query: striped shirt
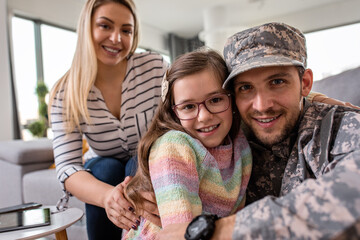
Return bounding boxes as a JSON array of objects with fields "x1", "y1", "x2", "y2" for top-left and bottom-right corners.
[
  {"x1": 124, "y1": 130, "x2": 252, "y2": 240},
  {"x1": 50, "y1": 51, "x2": 168, "y2": 190}
]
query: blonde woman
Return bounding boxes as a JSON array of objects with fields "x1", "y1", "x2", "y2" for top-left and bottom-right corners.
[{"x1": 49, "y1": 0, "x2": 168, "y2": 239}]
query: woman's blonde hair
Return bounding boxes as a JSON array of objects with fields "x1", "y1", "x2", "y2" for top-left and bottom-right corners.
[
  {"x1": 49, "y1": 0, "x2": 139, "y2": 132},
  {"x1": 125, "y1": 48, "x2": 240, "y2": 212}
]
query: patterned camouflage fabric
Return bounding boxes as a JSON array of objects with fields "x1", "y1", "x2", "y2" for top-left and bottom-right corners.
[
  {"x1": 232, "y1": 101, "x2": 360, "y2": 239},
  {"x1": 222, "y1": 22, "x2": 307, "y2": 89}
]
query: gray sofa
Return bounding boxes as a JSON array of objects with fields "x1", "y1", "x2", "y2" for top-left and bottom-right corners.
[
  {"x1": 312, "y1": 66, "x2": 360, "y2": 107},
  {"x1": 0, "y1": 138, "x2": 87, "y2": 240}
]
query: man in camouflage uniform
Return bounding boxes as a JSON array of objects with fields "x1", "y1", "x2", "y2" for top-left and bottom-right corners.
[
  {"x1": 156, "y1": 22, "x2": 360, "y2": 239},
  {"x1": 219, "y1": 22, "x2": 360, "y2": 239}
]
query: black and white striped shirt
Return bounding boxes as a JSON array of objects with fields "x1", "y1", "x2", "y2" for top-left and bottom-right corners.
[{"x1": 51, "y1": 51, "x2": 168, "y2": 189}]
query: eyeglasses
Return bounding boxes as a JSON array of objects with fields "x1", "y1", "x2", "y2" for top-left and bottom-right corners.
[{"x1": 172, "y1": 93, "x2": 231, "y2": 120}]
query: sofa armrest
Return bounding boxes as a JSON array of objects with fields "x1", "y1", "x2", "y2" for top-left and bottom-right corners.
[
  {"x1": 0, "y1": 138, "x2": 54, "y2": 208},
  {"x1": 0, "y1": 138, "x2": 54, "y2": 165}
]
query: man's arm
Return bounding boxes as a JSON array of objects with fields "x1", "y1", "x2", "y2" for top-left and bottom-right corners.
[
  {"x1": 212, "y1": 216, "x2": 236, "y2": 240},
  {"x1": 231, "y1": 150, "x2": 360, "y2": 239}
]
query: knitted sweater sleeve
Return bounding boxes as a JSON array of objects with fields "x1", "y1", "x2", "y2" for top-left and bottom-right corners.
[{"x1": 149, "y1": 131, "x2": 206, "y2": 228}]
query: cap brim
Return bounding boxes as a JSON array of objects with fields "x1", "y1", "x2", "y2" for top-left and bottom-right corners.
[{"x1": 223, "y1": 55, "x2": 304, "y2": 89}]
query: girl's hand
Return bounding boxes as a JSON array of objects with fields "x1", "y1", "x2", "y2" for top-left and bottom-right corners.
[{"x1": 104, "y1": 176, "x2": 140, "y2": 230}]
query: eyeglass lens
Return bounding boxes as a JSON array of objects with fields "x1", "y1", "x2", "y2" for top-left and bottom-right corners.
[{"x1": 174, "y1": 94, "x2": 230, "y2": 120}]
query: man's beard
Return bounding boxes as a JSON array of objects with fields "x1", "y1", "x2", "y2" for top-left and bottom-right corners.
[
  {"x1": 247, "y1": 107, "x2": 300, "y2": 148},
  {"x1": 246, "y1": 92, "x2": 304, "y2": 148},
  {"x1": 253, "y1": 119, "x2": 296, "y2": 147}
]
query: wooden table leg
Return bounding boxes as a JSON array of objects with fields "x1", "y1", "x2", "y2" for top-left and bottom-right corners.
[{"x1": 55, "y1": 229, "x2": 68, "y2": 240}]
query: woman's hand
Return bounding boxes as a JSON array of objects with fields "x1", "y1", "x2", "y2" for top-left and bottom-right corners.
[
  {"x1": 103, "y1": 176, "x2": 140, "y2": 230},
  {"x1": 138, "y1": 191, "x2": 162, "y2": 227},
  {"x1": 309, "y1": 92, "x2": 360, "y2": 109}
]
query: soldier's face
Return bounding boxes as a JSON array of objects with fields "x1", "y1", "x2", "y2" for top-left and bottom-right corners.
[{"x1": 233, "y1": 66, "x2": 312, "y2": 147}]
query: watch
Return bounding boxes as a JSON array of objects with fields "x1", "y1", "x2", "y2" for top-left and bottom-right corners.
[{"x1": 184, "y1": 214, "x2": 219, "y2": 240}]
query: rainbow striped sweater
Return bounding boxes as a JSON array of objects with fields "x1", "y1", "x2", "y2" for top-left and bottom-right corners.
[{"x1": 123, "y1": 130, "x2": 252, "y2": 239}]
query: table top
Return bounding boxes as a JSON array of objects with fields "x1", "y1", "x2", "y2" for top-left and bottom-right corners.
[{"x1": 0, "y1": 206, "x2": 84, "y2": 240}]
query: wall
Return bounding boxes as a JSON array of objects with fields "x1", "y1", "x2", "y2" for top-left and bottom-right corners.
[
  {"x1": 140, "y1": 23, "x2": 168, "y2": 55},
  {"x1": 250, "y1": 0, "x2": 360, "y2": 33},
  {"x1": 0, "y1": 0, "x2": 14, "y2": 140},
  {"x1": 200, "y1": 0, "x2": 360, "y2": 53},
  {"x1": 7, "y1": 0, "x2": 169, "y2": 54}
]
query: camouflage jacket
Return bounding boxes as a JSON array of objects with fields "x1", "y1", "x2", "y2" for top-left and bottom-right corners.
[{"x1": 233, "y1": 100, "x2": 360, "y2": 239}]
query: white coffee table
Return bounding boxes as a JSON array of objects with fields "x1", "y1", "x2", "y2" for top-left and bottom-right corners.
[{"x1": 0, "y1": 206, "x2": 83, "y2": 240}]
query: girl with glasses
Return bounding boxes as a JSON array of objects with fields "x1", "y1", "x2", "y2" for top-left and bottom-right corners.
[{"x1": 122, "y1": 48, "x2": 252, "y2": 239}]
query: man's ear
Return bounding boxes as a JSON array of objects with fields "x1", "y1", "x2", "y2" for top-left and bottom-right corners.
[{"x1": 301, "y1": 69, "x2": 313, "y2": 97}]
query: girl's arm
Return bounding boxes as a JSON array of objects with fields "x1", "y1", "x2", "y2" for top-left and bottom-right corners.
[{"x1": 149, "y1": 131, "x2": 203, "y2": 228}]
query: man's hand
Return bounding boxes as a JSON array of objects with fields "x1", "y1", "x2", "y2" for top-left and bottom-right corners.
[
  {"x1": 103, "y1": 176, "x2": 140, "y2": 230},
  {"x1": 154, "y1": 214, "x2": 236, "y2": 240},
  {"x1": 154, "y1": 223, "x2": 188, "y2": 240}
]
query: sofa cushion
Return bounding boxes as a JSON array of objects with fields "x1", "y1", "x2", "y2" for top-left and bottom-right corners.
[
  {"x1": 23, "y1": 168, "x2": 86, "y2": 212},
  {"x1": 0, "y1": 138, "x2": 54, "y2": 165}
]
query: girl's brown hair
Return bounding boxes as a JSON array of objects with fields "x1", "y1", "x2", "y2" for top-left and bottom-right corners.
[{"x1": 125, "y1": 48, "x2": 241, "y2": 212}]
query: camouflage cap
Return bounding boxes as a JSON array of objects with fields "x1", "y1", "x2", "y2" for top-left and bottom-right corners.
[{"x1": 223, "y1": 22, "x2": 307, "y2": 89}]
